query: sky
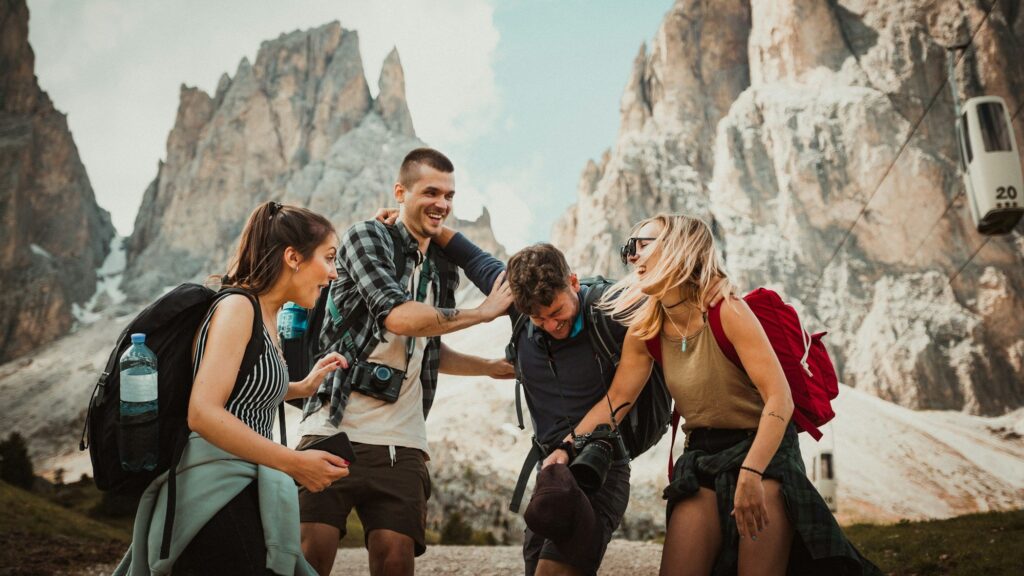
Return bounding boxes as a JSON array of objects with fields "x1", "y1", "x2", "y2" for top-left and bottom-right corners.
[{"x1": 27, "y1": 0, "x2": 672, "y2": 251}]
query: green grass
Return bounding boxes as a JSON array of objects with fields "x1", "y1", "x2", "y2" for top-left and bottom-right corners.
[
  {"x1": 843, "y1": 510, "x2": 1024, "y2": 575},
  {"x1": 0, "y1": 480, "x2": 129, "y2": 542},
  {"x1": 0, "y1": 480, "x2": 130, "y2": 574}
]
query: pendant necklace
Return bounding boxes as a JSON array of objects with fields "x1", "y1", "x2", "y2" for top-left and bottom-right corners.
[{"x1": 663, "y1": 303, "x2": 695, "y2": 352}]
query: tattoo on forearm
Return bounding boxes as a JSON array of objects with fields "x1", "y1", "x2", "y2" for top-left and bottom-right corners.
[
  {"x1": 436, "y1": 308, "x2": 460, "y2": 324},
  {"x1": 767, "y1": 411, "x2": 786, "y2": 424}
]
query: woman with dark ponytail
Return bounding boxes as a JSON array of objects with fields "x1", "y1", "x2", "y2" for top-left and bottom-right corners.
[{"x1": 170, "y1": 201, "x2": 350, "y2": 574}]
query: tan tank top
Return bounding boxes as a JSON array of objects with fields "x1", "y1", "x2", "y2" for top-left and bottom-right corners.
[{"x1": 661, "y1": 317, "x2": 764, "y2": 432}]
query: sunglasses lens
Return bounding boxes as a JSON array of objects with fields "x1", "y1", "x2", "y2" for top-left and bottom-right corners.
[{"x1": 619, "y1": 244, "x2": 629, "y2": 265}]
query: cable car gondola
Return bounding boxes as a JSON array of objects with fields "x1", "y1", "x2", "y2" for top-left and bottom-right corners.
[{"x1": 955, "y1": 95, "x2": 1024, "y2": 235}]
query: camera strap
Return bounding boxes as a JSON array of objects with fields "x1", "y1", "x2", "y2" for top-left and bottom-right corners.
[{"x1": 400, "y1": 254, "x2": 433, "y2": 367}]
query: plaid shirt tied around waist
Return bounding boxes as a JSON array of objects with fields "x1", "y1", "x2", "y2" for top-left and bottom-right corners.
[
  {"x1": 301, "y1": 220, "x2": 458, "y2": 427},
  {"x1": 665, "y1": 425, "x2": 882, "y2": 575}
]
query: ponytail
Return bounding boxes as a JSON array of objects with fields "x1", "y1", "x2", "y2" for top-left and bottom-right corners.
[{"x1": 220, "y1": 201, "x2": 335, "y2": 294}]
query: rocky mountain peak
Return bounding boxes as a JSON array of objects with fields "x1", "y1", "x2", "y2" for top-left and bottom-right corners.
[
  {"x1": 374, "y1": 47, "x2": 416, "y2": 137},
  {"x1": 122, "y1": 21, "x2": 495, "y2": 301},
  {"x1": 619, "y1": 43, "x2": 651, "y2": 134},
  {"x1": 556, "y1": 0, "x2": 1024, "y2": 415},
  {"x1": 0, "y1": 0, "x2": 37, "y2": 115},
  {"x1": 0, "y1": 0, "x2": 115, "y2": 362}
]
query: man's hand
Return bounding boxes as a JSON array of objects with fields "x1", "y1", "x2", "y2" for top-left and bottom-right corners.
[
  {"x1": 476, "y1": 271, "x2": 512, "y2": 320},
  {"x1": 704, "y1": 277, "x2": 739, "y2": 309},
  {"x1": 373, "y1": 208, "x2": 399, "y2": 225},
  {"x1": 542, "y1": 448, "x2": 570, "y2": 469},
  {"x1": 487, "y1": 358, "x2": 515, "y2": 379}
]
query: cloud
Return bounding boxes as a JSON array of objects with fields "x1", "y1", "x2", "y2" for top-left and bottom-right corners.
[
  {"x1": 26, "y1": 0, "x2": 500, "y2": 234},
  {"x1": 452, "y1": 157, "x2": 549, "y2": 253}
]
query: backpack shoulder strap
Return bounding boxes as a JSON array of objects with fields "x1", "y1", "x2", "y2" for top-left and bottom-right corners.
[
  {"x1": 507, "y1": 313, "x2": 531, "y2": 430},
  {"x1": 384, "y1": 223, "x2": 408, "y2": 282},
  {"x1": 217, "y1": 288, "x2": 265, "y2": 371},
  {"x1": 427, "y1": 244, "x2": 454, "y2": 306},
  {"x1": 581, "y1": 280, "x2": 620, "y2": 367},
  {"x1": 644, "y1": 337, "x2": 662, "y2": 365},
  {"x1": 707, "y1": 303, "x2": 741, "y2": 369}
]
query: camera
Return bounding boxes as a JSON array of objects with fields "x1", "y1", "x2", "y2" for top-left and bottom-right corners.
[
  {"x1": 569, "y1": 423, "x2": 628, "y2": 494},
  {"x1": 350, "y1": 361, "x2": 405, "y2": 403}
]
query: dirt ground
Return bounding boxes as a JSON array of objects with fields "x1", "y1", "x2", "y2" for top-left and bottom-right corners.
[
  {"x1": 329, "y1": 540, "x2": 663, "y2": 575},
  {"x1": 67, "y1": 540, "x2": 663, "y2": 575}
]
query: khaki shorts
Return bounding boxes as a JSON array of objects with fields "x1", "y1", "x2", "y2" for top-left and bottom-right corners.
[{"x1": 297, "y1": 436, "x2": 431, "y2": 556}]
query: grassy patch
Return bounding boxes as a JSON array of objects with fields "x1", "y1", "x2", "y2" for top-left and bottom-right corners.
[
  {"x1": 0, "y1": 480, "x2": 129, "y2": 575},
  {"x1": 844, "y1": 510, "x2": 1024, "y2": 575},
  {"x1": 0, "y1": 480, "x2": 129, "y2": 542}
]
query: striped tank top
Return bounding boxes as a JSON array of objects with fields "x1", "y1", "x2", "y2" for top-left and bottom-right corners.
[{"x1": 192, "y1": 296, "x2": 288, "y2": 439}]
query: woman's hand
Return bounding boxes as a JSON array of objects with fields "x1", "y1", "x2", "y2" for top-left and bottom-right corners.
[
  {"x1": 291, "y1": 352, "x2": 347, "y2": 398},
  {"x1": 374, "y1": 208, "x2": 400, "y2": 225},
  {"x1": 286, "y1": 449, "x2": 349, "y2": 493},
  {"x1": 731, "y1": 469, "x2": 769, "y2": 539}
]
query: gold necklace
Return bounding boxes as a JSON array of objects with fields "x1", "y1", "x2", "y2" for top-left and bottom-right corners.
[{"x1": 663, "y1": 304, "x2": 695, "y2": 352}]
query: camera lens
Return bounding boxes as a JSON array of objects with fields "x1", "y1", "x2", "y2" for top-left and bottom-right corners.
[
  {"x1": 570, "y1": 439, "x2": 614, "y2": 494},
  {"x1": 372, "y1": 365, "x2": 393, "y2": 381}
]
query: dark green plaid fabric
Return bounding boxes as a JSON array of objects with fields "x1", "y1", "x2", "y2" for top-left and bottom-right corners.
[{"x1": 664, "y1": 426, "x2": 881, "y2": 575}]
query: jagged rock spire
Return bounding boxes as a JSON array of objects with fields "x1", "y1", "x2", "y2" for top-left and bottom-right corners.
[{"x1": 374, "y1": 47, "x2": 416, "y2": 137}]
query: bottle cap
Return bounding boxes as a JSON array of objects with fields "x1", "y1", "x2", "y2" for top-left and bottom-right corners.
[
  {"x1": 131, "y1": 333, "x2": 146, "y2": 344},
  {"x1": 283, "y1": 302, "x2": 301, "y2": 310}
]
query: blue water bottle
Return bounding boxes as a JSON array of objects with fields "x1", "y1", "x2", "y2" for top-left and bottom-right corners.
[
  {"x1": 278, "y1": 302, "x2": 308, "y2": 341},
  {"x1": 119, "y1": 333, "x2": 159, "y2": 472}
]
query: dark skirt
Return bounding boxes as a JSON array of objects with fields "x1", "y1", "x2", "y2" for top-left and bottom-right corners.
[
  {"x1": 174, "y1": 480, "x2": 275, "y2": 575},
  {"x1": 664, "y1": 425, "x2": 882, "y2": 576}
]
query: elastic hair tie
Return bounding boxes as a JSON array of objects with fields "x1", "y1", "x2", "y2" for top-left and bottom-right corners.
[{"x1": 269, "y1": 201, "x2": 283, "y2": 218}]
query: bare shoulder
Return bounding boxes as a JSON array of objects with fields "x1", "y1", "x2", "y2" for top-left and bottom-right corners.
[
  {"x1": 207, "y1": 293, "x2": 256, "y2": 338},
  {"x1": 718, "y1": 297, "x2": 761, "y2": 340}
]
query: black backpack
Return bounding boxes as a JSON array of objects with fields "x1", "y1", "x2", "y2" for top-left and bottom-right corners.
[
  {"x1": 506, "y1": 277, "x2": 673, "y2": 511},
  {"x1": 79, "y1": 284, "x2": 279, "y2": 558}
]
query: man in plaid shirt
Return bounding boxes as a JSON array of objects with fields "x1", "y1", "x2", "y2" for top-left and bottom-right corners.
[{"x1": 298, "y1": 148, "x2": 514, "y2": 576}]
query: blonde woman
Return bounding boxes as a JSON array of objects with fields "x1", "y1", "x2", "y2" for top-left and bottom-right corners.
[{"x1": 567, "y1": 214, "x2": 880, "y2": 575}]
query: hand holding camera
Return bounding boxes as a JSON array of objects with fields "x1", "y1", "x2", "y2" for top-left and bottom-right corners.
[{"x1": 568, "y1": 423, "x2": 628, "y2": 494}]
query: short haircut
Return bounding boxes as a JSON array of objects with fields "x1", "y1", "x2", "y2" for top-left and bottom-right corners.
[
  {"x1": 399, "y1": 147, "x2": 454, "y2": 189},
  {"x1": 506, "y1": 243, "x2": 573, "y2": 316}
]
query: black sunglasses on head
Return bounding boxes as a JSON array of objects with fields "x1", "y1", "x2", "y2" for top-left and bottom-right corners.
[{"x1": 619, "y1": 237, "x2": 656, "y2": 265}]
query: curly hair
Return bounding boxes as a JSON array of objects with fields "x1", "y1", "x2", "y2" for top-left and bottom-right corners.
[{"x1": 506, "y1": 243, "x2": 573, "y2": 315}]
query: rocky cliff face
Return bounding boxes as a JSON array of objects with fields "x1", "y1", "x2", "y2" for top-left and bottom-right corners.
[
  {"x1": 0, "y1": 0, "x2": 115, "y2": 362},
  {"x1": 123, "y1": 23, "x2": 498, "y2": 298},
  {"x1": 555, "y1": 0, "x2": 1024, "y2": 415}
]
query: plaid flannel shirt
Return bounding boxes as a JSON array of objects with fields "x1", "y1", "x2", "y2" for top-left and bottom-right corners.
[
  {"x1": 664, "y1": 426, "x2": 882, "y2": 575},
  {"x1": 301, "y1": 220, "x2": 459, "y2": 427}
]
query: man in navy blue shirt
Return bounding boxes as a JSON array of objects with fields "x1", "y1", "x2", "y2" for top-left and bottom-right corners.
[{"x1": 438, "y1": 229, "x2": 629, "y2": 576}]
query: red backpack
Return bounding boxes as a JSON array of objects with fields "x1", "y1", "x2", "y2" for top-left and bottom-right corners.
[{"x1": 646, "y1": 288, "x2": 838, "y2": 478}]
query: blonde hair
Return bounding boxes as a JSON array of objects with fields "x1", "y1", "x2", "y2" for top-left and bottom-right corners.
[{"x1": 601, "y1": 213, "x2": 728, "y2": 340}]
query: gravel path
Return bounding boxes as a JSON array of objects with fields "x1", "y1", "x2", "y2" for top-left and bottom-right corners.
[{"x1": 330, "y1": 540, "x2": 663, "y2": 575}]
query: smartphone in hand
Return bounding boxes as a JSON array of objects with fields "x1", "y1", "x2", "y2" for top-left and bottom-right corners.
[{"x1": 299, "y1": 432, "x2": 357, "y2": 464}]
